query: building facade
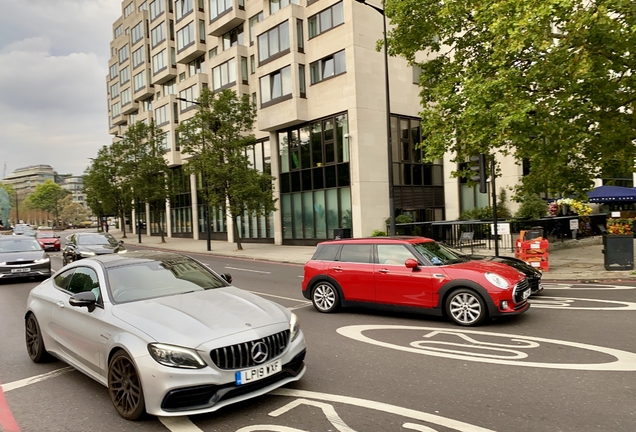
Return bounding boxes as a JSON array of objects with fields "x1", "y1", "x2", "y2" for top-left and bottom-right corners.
[
  {"x1": 59, "y1": 175, "x2": 87, "y2": 208},
  {"x1": 107, "y1": 0, "x2": 449, "y2": 245},
  {"x1": 1, "y1": 165, "x2": 59, "y2": 197}
]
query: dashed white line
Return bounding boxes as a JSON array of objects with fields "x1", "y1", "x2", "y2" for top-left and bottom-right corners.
[
  {"x1": 249, "y1": 291, "x2": 311, "y2": 305},
  {"x1": 1, "y1": 367, "x2": 74, "y2": 393},
  {"x1": 159, "y1": 416, "x2": 204, "y2": 432}
]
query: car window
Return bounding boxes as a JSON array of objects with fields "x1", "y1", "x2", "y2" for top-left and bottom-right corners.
[
  {"x1": 67, "y1": 267, "x2": 102, "y2": 303},
  {"x1": 78, "y1": 234, "x2": 119, "y2": 246},
  {"x1": 339, "y1": 244, "x2": 372, "y2": 263},
  {"x1": 54, "y1": 269, "x2": 76, "y2": 290},
  {"x1": 107, "y1": 258, "x2": 226, "y2": 303},
  {"x1": 0, "y1": 238, "x2": 43, "y2": 252},
  {"x1": 377, "y1": 244, "x2": 417, "y2": 265},
  {"x1": 313, "y1": 244, "x2": 340, "y2": 261},
  {"x1": 412, "y1": 242, "x2": 468, "y2": 266},
  {"x1": 36, "y1": 232, "x2": 56, "y2": 239}
]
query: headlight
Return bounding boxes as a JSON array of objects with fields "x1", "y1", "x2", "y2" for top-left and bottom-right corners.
[
  {"x1": 34, "y1": 257, "x2": 50, "y2": 264},
  {"x1": 117, "y1": 249, "x2": 127, "y2": 254},
  {"x1": 290, "y1": 312, "x2": 300, "y2": 342},
  {"x1": 80, "y1": 251, "x2": 96, "y2": 256},
  {"x1": 485, "y1": 272, "x2": 510, "y2": 289},
  {"x1": 148, "y1": 343, "x2": 206, "y2": 369}
]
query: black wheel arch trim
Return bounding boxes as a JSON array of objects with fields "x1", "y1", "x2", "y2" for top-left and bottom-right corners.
[
  {"x1": 437, "y1": 279, "x2": 497, "y2": 315},
  {"x1": 304, "y1": 275, "x2": 345, "y2": 303}
]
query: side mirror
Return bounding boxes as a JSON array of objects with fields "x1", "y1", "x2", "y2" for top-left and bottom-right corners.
[
  {"x1": 221, "y1": 273, "x2": 233, "y2": 284},
  {"x1": 119, "y1": 240, "x2": 124, "y2": 244},
  {"x1": 405, "y1": 258, "x2": 420, "y2": 269},
  {"x1": 69, "y1": 291, "x2": 97, "y2": 312}
]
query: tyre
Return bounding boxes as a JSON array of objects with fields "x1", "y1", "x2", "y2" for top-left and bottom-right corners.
[
  {"x1": 25, "y1": 314, "x2": 52, "y2": 363},
  {"x1": 445, "y1": 288, "x2": 487, "y2": 326},
  {"x1": 108, "y1": 350, "x2": 146, "y2": 421},
  {"x1": 311, "y1": 281, "x2": 340, "y2": 313}
]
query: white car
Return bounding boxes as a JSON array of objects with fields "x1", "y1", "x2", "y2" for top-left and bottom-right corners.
[{"x1": 25, "y1": 251, "x2": 306, "y2": 420}]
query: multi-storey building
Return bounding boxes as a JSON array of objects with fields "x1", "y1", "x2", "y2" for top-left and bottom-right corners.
[
  {"x1": 59, "y1": 175, "x2": 87, "y2": 208},
  {"x1": 1, "y1": 165, "x2": 59, "y2": 197},
  {"x1": 107, "y1": 0, "x2": 451, "y2": 245}
]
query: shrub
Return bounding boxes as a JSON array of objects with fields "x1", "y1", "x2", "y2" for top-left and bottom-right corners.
[
  {"x1": 372, "y1": 229, "x2": 387, "y2": 236},
  {"x1": 515, "y1": 193, "x2": 548, "y2": 219}
]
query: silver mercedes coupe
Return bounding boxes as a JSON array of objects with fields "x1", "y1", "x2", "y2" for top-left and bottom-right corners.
[{"x1": 25, "y1": 251, "x2": 306, "y2": 420}]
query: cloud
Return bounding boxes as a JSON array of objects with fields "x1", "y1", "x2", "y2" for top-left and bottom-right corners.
[{"x1": 0, "y1": 0, "x2": 120, "y2": 177}]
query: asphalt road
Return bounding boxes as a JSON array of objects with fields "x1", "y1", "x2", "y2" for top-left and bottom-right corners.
[{"x1": 1, "y1": 232, "x2": 635, "y2": 432}]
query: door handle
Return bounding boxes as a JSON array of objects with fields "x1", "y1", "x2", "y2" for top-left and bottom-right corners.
[
  {"x1": 56, "y1": 301, "x2": 65, "y2": 308},
  {"x1": 378, "y1": 269, "x2": 390, "y2": 274},
  {"x1": 330, "y1": 266, "x2": 343, "y2": 271}
]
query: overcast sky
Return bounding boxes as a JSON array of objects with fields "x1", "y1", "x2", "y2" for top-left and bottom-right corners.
[{"x1": 0, "y1": 0, "x2": 121, "y2": 179}]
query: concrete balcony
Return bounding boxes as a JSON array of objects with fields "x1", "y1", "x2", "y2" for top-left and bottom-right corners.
[
  {"x1": 258, "y1": 95, "x2": 308, "y2": 131},
  {"x1": 151, "y1": 64, "x2": 178, "y2": 85},
  {"x1": 133, "y1": 83, "x2": 155, "y2": 101},
  {"x1": 176, "y1": 40, "x2": 207, "y2": 64},
  {"x1": 121, "y1": 100, "x2": 139, "y2": 115},
  {"x1": 112, "y1": 114, "x2": 127, "y2": 126},
  {"x1": 208, "y1": 1, "x2": 245, "y2": 37}
]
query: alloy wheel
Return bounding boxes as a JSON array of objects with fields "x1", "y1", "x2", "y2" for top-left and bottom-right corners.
[
  {"x1": 108, "y1": 352, "x2": 144, "y2": 420},
  {"x1": 25, "y1": 315, "x2": 40, "y2": 360},
  {"x1": 312, "y1": 282, "x2": 338, "y2": 313},
  {"x1": 448, "y1": 291, "x2": 484, "y2": 325}
]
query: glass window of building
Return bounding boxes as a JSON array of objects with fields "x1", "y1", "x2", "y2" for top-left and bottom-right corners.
[
  {"x1": 115, "y1": 25, "x2": 123, "y2": 38},
  {"x1": 210, "y1": 0, "x2": 232, "y2": 21},
  {"x1": 310, "y1": 50, "x2": 345, "y2": 84},
  {"x1": 152, "y1": 49, "x2": 167, "y2": 73},
  {"x1": 179, "y1": 84, "x2": 198, "y2": 111},
  {"x1": 308, "y1": 2, "x2": 344, "y2": 38},
  {"x1": 155, "y1": 104, "x2": 169, "y2": 125},
  {"x1": 199, "y1": 20, "x2": 205, "y2": 42},
  {"x1": 240, "y1": 57, "x2": 248, "y2": 84},
  {"x1": 118, "y1": 44, "x2": 129, "y2": 64},
  {"x1": 110, "y1": 82, "x2": 120, "y2": 98},
  {"x1": 133, "y1": 46, "x2": 145, "y2": 68},
  {"x1": 269, "y1": 0, "x2": 299, "y2": 15},
  {"x1": 132, "y1": 22, "x2": 144, "y2": 45},
  {"x1": 109, "y1": 63, "x2": 118, "y2": 79},
  {"x1": 133, "y1": 71, "x2": 146, "y2": 92},
  {"x1": 212, "y1": 58, "x2": 236, "y2": 90},
  {"x1": 121, "y1": 88, "x2": 131, "y2": 106},
  {"x1": 177, "y1": 21, "x2": 195, "y2": 51},
  {"x1": 248, "y1": 12, "x2": 263, "y2": 45},
  {"x1": 299, "y1": 64, "x2": 306, "y2": 97},
  {"x1": 297, "y1": 19, "x2": 304, "y2": 52},
  {"x1": 188, "y1": 55, "x2": 205, "y2": 76},
  {"x1": 112, "y1": 102, "x2": 121, "y2": 118},
  {"x1": 209, "y1": 47, "x2": 217, "y2": 58},
  {"x1": 176, "y1": 0, "x2": 193, "y2": 20},
  {"x1": 120, "y1": 66, "x2": 131, "y2": 84},
  {"x1": 139, "y1": 1, "x2": 148, "y2": 11},
  {"x1": 257, "y1": 21, "x2": 290, "y2": 63},
  {"x1": 151, "y1": 21, "x2": 166, "y2": 47},
  {"x1": 222, "y1": 25, "x2": 244, "y2": 50},
  {"x1": 150, "y1": 0, "x2": 165, "y2": 21},
  {"x1": 163, "y1": 78, "x2": 176, "y2": 95},
  {"x1": 124, "y1": 2, "x2": 134, "y2": 17},
  {"x1": 259, "y1": 66, "x2": 291, "y2": 106}
]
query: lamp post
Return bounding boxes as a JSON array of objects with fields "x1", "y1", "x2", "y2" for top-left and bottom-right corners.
[
  {"x1": 176, "y1": 97, "x2": 212, "y2": 251},
  {"x1": 354, "y1": 0, "x2": 395, "y2": 236},
  {"x1": 116, "y1": 135, "x2": 142, "y2": 244}
]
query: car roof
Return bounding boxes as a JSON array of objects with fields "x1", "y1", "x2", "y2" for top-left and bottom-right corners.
[
  {"x1": 89, "y1": 250, "x2": 195, "y2": 269},
  {"x1": 0, "y1": 235, "x2": 38, "y2": 241},
  {"x1": 318, "y1": 236, "x2": 435, "y2": 246}
]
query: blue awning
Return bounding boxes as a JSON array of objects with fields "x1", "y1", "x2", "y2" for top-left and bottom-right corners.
[{"x1": 587, "y1": 185, "x2": 636, "y2": 203}]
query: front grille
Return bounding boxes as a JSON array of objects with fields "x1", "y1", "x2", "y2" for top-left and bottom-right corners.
[
  {"x1": 528, "y1": 276, "x2": 541, "y2": 293},
  {"x1": 6, "y1": 260, "x2": 36, "y2": 266},
  {"x1": 210, "y1": 330, "x2": 290, "y2": 370},
  {"x1": 513, "y1": 278, "x2": 530, "y2": 304}
]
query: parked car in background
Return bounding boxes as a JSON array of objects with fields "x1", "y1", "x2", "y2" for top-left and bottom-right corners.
[
  {"x1": 62, "y1": 232, "x2": 126, "y2": 265},
  {"x1": 25, "y1": 251, "x2": 306, "y2": 420},
  {"x1": 37, "y1": 226, "x2": 53, "y2": 230},
  {"x1": 446, "y1": 246, "x2": 544, "y2": 295},
  {"x1": 35, "y1": 230, "x2": 61, "y2": 252},
  {"x1": 12, "y1": 224, "x2": 31, "y2": 235},
  {"x1": 0, "y1": 236, "x2": 51, "y2": 280},
  {"x1": 302, "y1": 236, "x2": 531, "y2": 326}
]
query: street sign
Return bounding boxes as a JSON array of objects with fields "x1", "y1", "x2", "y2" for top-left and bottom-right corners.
[
  {"x1": 569, "y1": 219, "x2": 579, "y2": 230},
  {"x1": 490, "y1": 222, "x2": 510, "y2": 235}
]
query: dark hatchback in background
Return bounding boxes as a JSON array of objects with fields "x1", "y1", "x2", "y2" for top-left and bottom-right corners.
[
  {"x1": 0, "y1": 236, "x2": 51, "y2": 281},
  {"x1": 62, "y1": 232, "x2": 126, "y2": 265}
]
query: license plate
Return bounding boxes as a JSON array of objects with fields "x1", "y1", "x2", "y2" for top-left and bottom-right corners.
[
  {"x1": 235, "y1": 360, "x2": 281, "y2": 385},
  {"x1": 11, "y1": 268, "x2": 31, "y2": 273},
  {"x1": 523, "y1": 289, "x2": 531, "y2": 300}
]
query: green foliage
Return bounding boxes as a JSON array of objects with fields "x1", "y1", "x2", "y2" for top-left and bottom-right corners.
[
  {"x1": 177, "y1": 88, "x2": 276, "y2": 250},
  {"x1": 459, "y1": 188, "x2": 511, "y2": 220},
  {"x1": 384, "y1": 0, "x2": 636, "y2": 198},
  {"x1": 59, "y1": 195, "x2": 90, "y2": 227},
  {"x1": 386, "y1": 214, "x2": 414, "y2": 224},
  {"x1": 25, "y1": 180, "x2": 70, "y2": 227},
  {"x1": 514, "y1": 193, "x2": 548, "y2": 220},
  {"x1": 372, "y1": 229, "x2": 387, "y2": 236}
]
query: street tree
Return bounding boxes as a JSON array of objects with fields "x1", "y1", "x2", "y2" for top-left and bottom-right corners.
[
  {"x1": 59, "y1": 195, "x2": 90, "y2": 227},
  {"x1": 177, "y1": 88, "x2": 276, "y2": 250},
  {"x1": 84, "y1": 142, "x2": 134, "y2": 237},
  {"x1": 384, "y1": 0, "x2": 636, "y2": 198},
  {"x1": 25, "y1": 180, "x2": 70, "y2": 227},
  {"x1": 119, "y1": 121, "x2": 173, "y2": 243}
]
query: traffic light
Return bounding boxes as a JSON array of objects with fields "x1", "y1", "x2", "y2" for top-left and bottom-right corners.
[{"x1": 470, "y1": 154, "x2": 488, "y2": 194}]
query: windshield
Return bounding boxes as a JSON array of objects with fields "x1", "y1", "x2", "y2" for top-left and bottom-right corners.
[
  {"x1": 78, "y1": 234, "x2": 119, "y2": 246},
  {"x1": 36, "y1": 232, "x2": 56, "y2": 239},
  {"x1": 412, "y1": 242, "x2": 469, "y2": 266},
  {"x1": 107, "y1": 258, "x2": 226, "y2": 303},
  {"x1": 0, "y1": 239, "x2": 43, "y2": 252}
]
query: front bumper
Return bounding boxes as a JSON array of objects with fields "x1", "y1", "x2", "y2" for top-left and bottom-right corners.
[
  {"x1": 138, "y1": 332, "x2": 307, "y2": 417},
  {"x1": 489, "y1": 300, "x2": 530, "y2": 317},
  {"x1": 0, "y1": 264, "x2": 51, "y2": 279}
]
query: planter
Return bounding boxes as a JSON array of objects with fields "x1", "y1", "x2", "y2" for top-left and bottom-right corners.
[{"x1": 602, "y1": 235, "x2": 634, "y2": 271}]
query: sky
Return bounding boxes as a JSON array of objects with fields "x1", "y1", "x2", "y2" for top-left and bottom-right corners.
[{"x1": 0, "y1": 0, "x2": 122, "y2": 179}]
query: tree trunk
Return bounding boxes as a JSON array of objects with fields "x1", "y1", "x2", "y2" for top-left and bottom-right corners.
[
  {"x1": 233, "y1": 215, "x2": 243, "y2": 250},
  {"x1": 120, "y1": 210, "x2": 127, "y2": 238},
  {"x1": 156, "y1": 205, "x2": 166, "y2": 243}
]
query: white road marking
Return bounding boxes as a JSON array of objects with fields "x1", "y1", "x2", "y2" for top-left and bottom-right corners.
[
  {"x1": 268, "y1": 398, "x2": 356, "y2": 432},
  {"x1": 337, "y1": 325, "x2": 636, "y2": 371},
  {"x1": 403, "y1": 423, "x2": 439, "y2": 432},
  {"x1": 249, "y1": 291, "x2": 311, "y2": 305},
  {"x1": 542, "y1": 283, "x2": 636, "y2": 290},
  {"x1": 288, "y1": 303, "x2": 312, "y2": 311},
  {"x1": 1, "y1": 367, "x2": 74, "y2": 393},
  {"x1": 271, "y1": 389, "x2": 495, "y2": 432},
  {"x1": 530, "y1": 296, "x2": 636, "y2": 310},
  {"x1": 159, "y1": 416, "x2": 204, "y2": 432},
  {"x1": 225, "y1": 266, "x2": 272, "y2": 274}
]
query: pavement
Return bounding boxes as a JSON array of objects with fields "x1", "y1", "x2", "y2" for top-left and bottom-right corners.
[{"x1": 104, "y1": 228, "x2": 636, "y2": 283}]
